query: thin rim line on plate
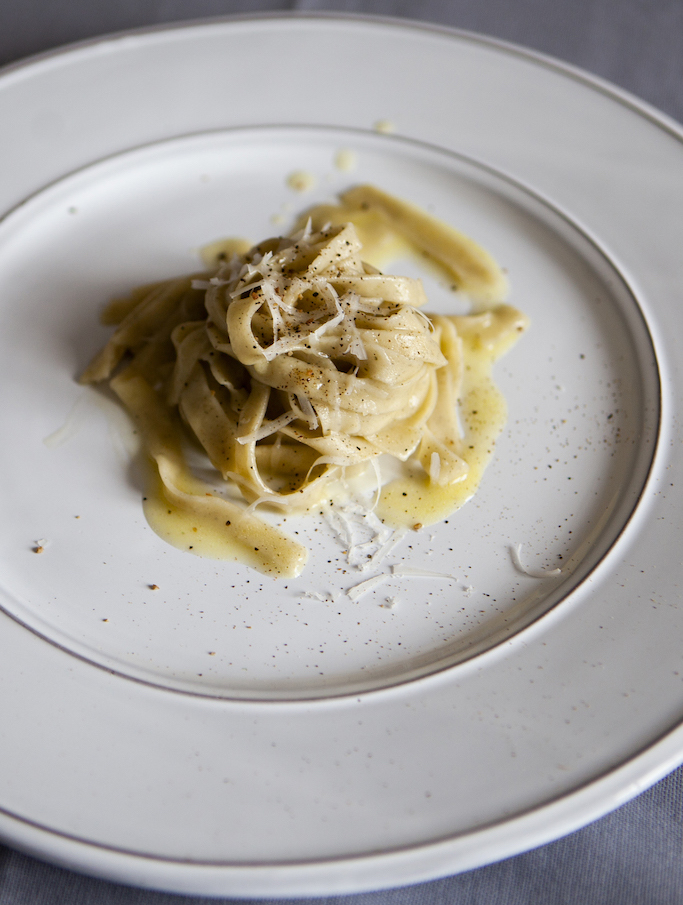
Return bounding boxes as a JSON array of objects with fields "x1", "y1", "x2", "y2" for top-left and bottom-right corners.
[
  {"x1": 0, "y1": 704, "x2": 682, "y2": 881},
  {"x1": 0, "y1": 123, "x2": 664, "y2": 705}
]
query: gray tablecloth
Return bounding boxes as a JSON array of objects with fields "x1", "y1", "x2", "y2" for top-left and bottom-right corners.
[{"x1": 1, "y1": 1, "x2": 682, "y2": 902}]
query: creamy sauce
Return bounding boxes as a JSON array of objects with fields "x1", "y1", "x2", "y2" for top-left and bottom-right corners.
[
  {"x1": 141, "y1": 465, "x2": 306, "y2": 575},
  {"x1": 142, "y1": 464, "x2": 239, "y2": 560},
  {"x1": 334, "y1": 149, "x2": 357, "y2": 172},
  {"x1": 378, "y1": 319, "x2": 511, "y2": 527},
  {"x1": 83, "y1": 186, "x2": 526, "y2": 577}
]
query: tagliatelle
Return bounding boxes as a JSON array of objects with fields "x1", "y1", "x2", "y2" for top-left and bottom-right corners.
[{"x1": 80, "y1": 186, "x2": 528, "y2": 577}]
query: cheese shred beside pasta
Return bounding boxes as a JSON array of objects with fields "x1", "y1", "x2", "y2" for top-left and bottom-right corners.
[{"x1": 79, "y1": 186, "x2": 528, "y2": 577}]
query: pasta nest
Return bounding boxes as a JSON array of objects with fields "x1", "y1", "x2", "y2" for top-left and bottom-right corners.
[
  {"x1": 175, "y1": 222, "x2": 468, "y2": 507},
  {"x1": 82, "y1": 221, "x2": 470, "y2": 514}
]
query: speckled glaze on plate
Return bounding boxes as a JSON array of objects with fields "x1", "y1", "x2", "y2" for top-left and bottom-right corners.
[{"x1": 0, "y1": 15, "x2": 680, "y2": 897}]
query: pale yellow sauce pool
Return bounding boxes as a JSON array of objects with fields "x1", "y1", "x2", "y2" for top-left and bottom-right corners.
[
  {"x1": 378, "y1": 320, "x2": 512, "y2": 528},
  {"x1": 141, "y1": 456, "x2": 307, "y2": 577}
]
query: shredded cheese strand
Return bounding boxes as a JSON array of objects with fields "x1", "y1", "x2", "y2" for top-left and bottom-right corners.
[{"x1": 510, "y1": 543, "x2": 562, "y2": 578}]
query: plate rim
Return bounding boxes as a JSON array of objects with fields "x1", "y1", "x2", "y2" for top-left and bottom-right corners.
[
  {"x1": 2, "y1": 9, "x2": 682, "y2": 145},
  {"x1": 1, "y1": 717, "x2": 682, "y2": 896}
]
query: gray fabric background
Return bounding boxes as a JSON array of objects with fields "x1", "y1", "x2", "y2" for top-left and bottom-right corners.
[{"x1": 1, "y1": 1, "x2": 682, "y2": 901}]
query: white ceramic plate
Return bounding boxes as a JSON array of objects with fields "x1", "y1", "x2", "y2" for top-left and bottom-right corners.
[{"x1": 0, "y1": 15, "x2": 681, "y2": 897}]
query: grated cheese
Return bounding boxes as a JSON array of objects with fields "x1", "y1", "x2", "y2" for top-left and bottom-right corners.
[
  {"x1": 346, "y1": 573, "x2": 391, "y2": 601},
  {"x1": 391, "y1": 565, "x2": 457, "y2": 580},
  {"x1": 510, "y1": 543, "x2": 562, "y2": 578},
  {"x1": 429, "y1": 452, "x2": 441, "y2": 483},
  {"x1": 300, "y1": 590, "x2": 335, "y2": 604},
  {"x1": 236, "y1": 411, "x2": 297, "y2": 445}
]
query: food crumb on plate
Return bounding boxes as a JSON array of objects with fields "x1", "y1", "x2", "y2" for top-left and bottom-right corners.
[
  {"x1": 286, "y1": 170, "x2": 317, "y2": 192},
  {"x1": 334, "y1": 149, "x2": 357, "y2": 172}
]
